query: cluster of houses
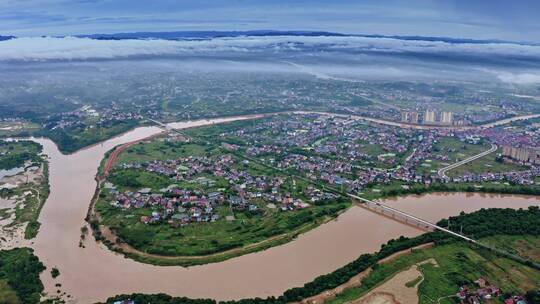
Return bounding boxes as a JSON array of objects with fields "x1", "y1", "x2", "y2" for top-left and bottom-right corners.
[
  {"x1": 107, "y1": 185, "x2": 223, "y2": 226},
  {"x1": 218, "y1": 114, "x2": 540, "y2": 193},
  {"x1": 457, "y1": 278, "x2": 528, "y2": 304},
  {"x1": 122, "y1": 153, "x2": 333, "y2": 205},
  {"x1": 44, "y1": 105, "x2": 142, "y2": 130},
  {"x1": 109, "y1": 152, "x2": 343, "y2": 226},
  {"x1": 224, "y1": 115, "x2": 426, "y2": 191},
  {"x1": 445, "y1": 167, "x2": 540, "y2": 185},
  {"x1": 238, "y1": 114, "x2": 412, "y2": 166}
]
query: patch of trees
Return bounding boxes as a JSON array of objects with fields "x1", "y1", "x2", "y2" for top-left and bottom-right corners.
[
  {"x1": 106, "y1": 294, "x2": 217, "y2": 304},
  {"x1": 376, "y1": 182, "x2": 540, "y2": 199},
  {"x1": 51, "y1": 267, "x2": 60, "y2": 278},
  {"x1": 0, "y1": 248, "x2": 46, "y2": 304},
  {"x1": 36, "y1": 119, "x2": 139, "y2": 153},
  {"x1": 109, "y1": 169, "x2": 144, "y2": 188},
  {"x1": 108, "y1": 168, "x2": 170, "y2": 190},
  {"x1": 0, "y1": 151, "x2": 35, "y2": 170},
  {"x1": 349, "y1": 97, "x2": 373, "y2": 107},
  {"x1": 438, "y1": 206, "x2": 540, "y2": 239},
  {"x1": 0, "y1": 188, "x2": 15, "y2": 197},
  {"x1": 526, "y1": 290, "x2": 540, "y2": 304},
  {"x1": 36, "y1": 128, "x2": 78, "y2": 153},
  {"x1": 0, "y1": 141, "x2": 42, "y2": 170}
]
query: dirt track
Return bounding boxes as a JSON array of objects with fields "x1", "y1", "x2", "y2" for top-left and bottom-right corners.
[
  {"x1": 297, "y1": 243, "x2": 434, "y2": 304},
  {"x1": 352, "y1": 258, "x2": 438, "y2": 304}
]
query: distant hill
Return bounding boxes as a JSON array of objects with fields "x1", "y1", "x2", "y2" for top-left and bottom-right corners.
[
  {"x1": 1, "y1": 30, "x2": 536, "y2": 46},
  {"x1": 76, "y1": 30, "x2": 347, "y2": 40},
  {"x1": 360, "y1": 34, "x2": 540, "y2": 46},
  {"x1": 75, "y1": 30, "x2": 538, "y2": 46},
  {"x1": 0, "y1": 35, "x2": 15, "y2": 41}
]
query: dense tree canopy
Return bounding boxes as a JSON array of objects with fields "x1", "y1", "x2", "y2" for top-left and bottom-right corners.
[{"x1": 0, "y1": 248, "x2": 46, "y2": 304}]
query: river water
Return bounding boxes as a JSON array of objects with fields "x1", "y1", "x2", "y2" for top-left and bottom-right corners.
[{"x1": 27, "y1": 116, "x2": 540, "y2": 303}]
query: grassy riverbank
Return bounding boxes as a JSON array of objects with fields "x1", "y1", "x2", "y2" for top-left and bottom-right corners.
[
  {"x1": 107, "y1": 207, "x2": 540, "y2": 304},
  {"x1": 360, "y1": 179, "x2": 540, "y2": 201},
  {"x1": 23, "y1": 161, "x2": 50, "y2": 239},
  {"x1": 0, "y1": 119, "x2": 144, "y2": 155},
  {"x1": 35, "y1": 120, "x2": 140, "y2": 154},
  {"x1": 104, "y1": 207, "x2": 540, "y2": 304},
  {"x1": 96, "y1": 189, "x2": 347, "y2": 257},
  {"x1": 0, "y1": 140, "x2": 50, "y2": 240},
  {"x1": 109, "y1": 216, "x2": 335, "y2": 267},
  {"x1": 327, "y1": 236, "x2": 540, "y2": 304}
]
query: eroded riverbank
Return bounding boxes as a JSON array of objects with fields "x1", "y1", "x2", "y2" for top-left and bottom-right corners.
[{"x1": 25, "y1": 115, "x2": 540, "y2": 303}]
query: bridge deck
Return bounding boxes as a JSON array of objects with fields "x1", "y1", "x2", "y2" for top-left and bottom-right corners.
[{"x1": 349, "y1": 194, "x2": 476, "y2": 243}]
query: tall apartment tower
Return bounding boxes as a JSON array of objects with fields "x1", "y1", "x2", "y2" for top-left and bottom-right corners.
[
  {"x1": 441, "y1": 111, "x2": 453, "y2": 125},
  {"x1": 401, "y1": 112, "x2": 410, "y2": 123},
  {"x1": 423, "y1": 110, "x2": 436, "y2": 124},
  {"x1": 409, "y1": 112, "x2": 419, "y2": 124},
  {"x1": 502, "y1": 145, "x2": 540, "y2": 164},
  {"x1": 401, "y1": 111, "x2": 420, "y2": 124}
]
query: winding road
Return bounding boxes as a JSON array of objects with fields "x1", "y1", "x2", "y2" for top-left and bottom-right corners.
[{"x1": 437, "y1": 143, "x2": 498, "y2": 179}]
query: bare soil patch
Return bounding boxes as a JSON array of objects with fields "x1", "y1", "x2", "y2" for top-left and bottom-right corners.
[{"x1": 351, "y1": 258, "x2": 438, "y2": 304}]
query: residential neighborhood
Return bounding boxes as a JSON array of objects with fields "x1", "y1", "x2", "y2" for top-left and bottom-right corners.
[
  {"x1": 106, "y1": 152, "x2": 338, "y2": 227},
  {"x1": 217, "y1": 113, "x2": 540, "y2": 195}
]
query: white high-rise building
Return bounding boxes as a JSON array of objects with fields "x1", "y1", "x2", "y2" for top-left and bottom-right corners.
[
  {"x1": 409, "y1": 112, "x2": 419, "y2": 124},
  {"x1": 401, "y1": 112, "x2": 410, "y2": 123},
  {"x1": 441, "y1": 111, "x2": 453, "y2": 125},
  {"x1": 423, "y1": 110, "x2": 436, "y2": 124}
]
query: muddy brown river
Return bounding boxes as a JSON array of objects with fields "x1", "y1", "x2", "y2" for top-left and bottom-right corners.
[{"x1": 26, "y1": 116, "x2": 540, "y2": 303}]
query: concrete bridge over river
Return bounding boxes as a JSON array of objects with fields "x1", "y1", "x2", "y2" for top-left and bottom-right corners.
[
  {"x1": 350, "y1": 193, "x2": 540, "y2": 268},
  {"x1": 348, "y1": 193, "x2": 477, "y2": 243}
]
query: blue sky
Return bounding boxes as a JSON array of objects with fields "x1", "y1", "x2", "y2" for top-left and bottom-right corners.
[{"x1": 1, "y1": 0, "x2": 540, "y2": 42}]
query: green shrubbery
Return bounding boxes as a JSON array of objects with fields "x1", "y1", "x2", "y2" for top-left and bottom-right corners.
[
  {"x1": 439, "y1": 206, "x2": 540, "y2": 238},
  {"x1": 0, "y1": 141, "x2": 42, "y2": 170},
  {"x1": 369, "y1": 182, "x2": 540, "y2": 200},
  {"x1": 0, "y1": 248, "x2": 46, "y2": 304},
  {"x1": 37, "y1": 120, "x2": 139, "y2": 154}
]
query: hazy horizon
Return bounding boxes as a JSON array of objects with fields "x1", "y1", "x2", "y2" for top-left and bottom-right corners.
[{"x1": 2, "y1": 0, "x2": 540, "y2": 43}]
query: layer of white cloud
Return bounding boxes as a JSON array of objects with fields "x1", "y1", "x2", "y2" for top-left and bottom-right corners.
[
  {"x1": 1, "y1": 35, "x2": 540, "y2": 62},
  {"x1": 495, "y1": 71, "x2": 540, "y2": 84}
]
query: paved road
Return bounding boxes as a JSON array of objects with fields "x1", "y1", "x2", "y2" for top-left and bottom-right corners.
[
  {"x1": 299, "y1": 111, "x2": 540, "y2": 131},
  {"x1": 437, "y1": 143, "x2": 498, "y2": 179},
  {"x1": 479, "y1": 113, "x2": 540, "y2": 128}
]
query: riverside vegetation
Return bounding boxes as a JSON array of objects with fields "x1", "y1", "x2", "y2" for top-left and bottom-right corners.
[
  {"x1": 104, "y1": 207, "x2": 540, "y2": 304},
  {"x1": 0, "y1": 140, "x2": 50, "y2": 240},
  {"x1": 0, "y1": 248, "x2": 46, "y2": 304}
]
